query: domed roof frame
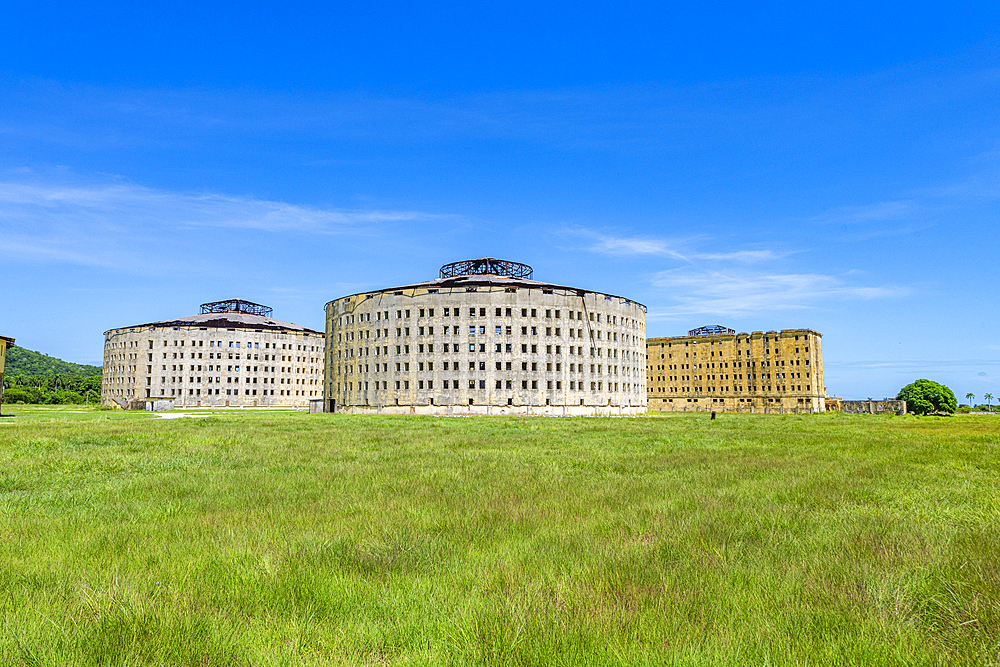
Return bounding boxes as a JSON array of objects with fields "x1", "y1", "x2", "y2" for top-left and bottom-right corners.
[{"x1": 439, "y1": 258, "x2": 532, "y2": 280}]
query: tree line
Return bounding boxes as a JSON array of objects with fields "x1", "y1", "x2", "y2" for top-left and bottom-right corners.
[
  {"x1": 2, "y1": 374, "x2": 103, "y2": 405},
  {"x1": 2, "y1": 346, "x2": 103, "y2": 405},
  {"x1": 4, "y1": 346, "x2": 101, "y2": 377}
]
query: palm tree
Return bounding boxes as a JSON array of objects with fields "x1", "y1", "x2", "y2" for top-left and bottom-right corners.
[
  {"x1": 967, "y1": 392, "x2": 975, "y2": 408},
  {"x1": 985, "y1": 393, "x2": 994, "y2": 413}
]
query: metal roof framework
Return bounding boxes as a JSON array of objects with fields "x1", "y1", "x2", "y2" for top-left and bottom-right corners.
[
  {"x1": 200, "y1": 299, "x2": 273, "y2": 318},
  {"x1": 688, "y1": 325, "x2": 736, "y2": 337},
  {"x1": 439, "y1": 258, "x2": 533, "y2": 280}
]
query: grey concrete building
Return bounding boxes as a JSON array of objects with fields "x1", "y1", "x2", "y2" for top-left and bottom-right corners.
[
  {"x1": 102, "y1": 299, "x2": 324, "y2": 409},
  {"x1": 324, "y1": 258, "x2": 647, "y2": 415}
]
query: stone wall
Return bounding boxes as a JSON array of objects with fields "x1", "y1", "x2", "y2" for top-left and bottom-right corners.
[{"x1": 830, "y1": 399, "x2": 906, "y2": 415}]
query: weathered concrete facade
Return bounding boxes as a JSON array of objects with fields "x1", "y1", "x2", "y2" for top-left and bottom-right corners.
[
  {"x1": 826, "y1": 398, "x2": 905, "y2": 415},
  {"x1": 325, "y1": 260, "x2": 647, "y2": 416},
  {"x1": 102, "y1": 300, "x2": 324, "y2": 409},
  {"x1": 646, "y1": 326, "x2": 826, "y2": 413}
]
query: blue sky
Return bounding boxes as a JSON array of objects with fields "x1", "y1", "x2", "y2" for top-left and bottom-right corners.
[{"x1": 2, "y1": 1, "x2": 999, "y2": 400}]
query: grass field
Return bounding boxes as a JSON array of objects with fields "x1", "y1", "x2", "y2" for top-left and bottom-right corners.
[{"x1": 0, "y1": 407, "x2": 997, "y2": 666}]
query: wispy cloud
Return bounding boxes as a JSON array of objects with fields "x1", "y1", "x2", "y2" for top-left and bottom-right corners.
[
  {"x1": 0, "y1": 180, "x2": 439, "y2": 233},
  {"x1": 564, "y1": 228, "x2": 689, "y2": 259},
  {"x1": 810, "y1": 200, "x2": 916, "y2": 225},
  {"x1": 592, "y1": 235, "x2": 683, "y2": 257},
  {"x1": 649, "y1": 269, "x2": 906, "y2": 318},
  {"x1": 693, "y1": 250, "x2": 791, "y2": 262},
  {"x1": 831, "y1": 359, "x2": 1000, "y2": 370},
  {"x1": 569, "y1": 226, "x2": 801, "y2": 264},
  {"x1": 0, "y1": 176, "x2": 448, "y2": 272}
]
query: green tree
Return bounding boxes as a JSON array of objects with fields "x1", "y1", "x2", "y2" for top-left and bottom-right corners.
[
  {"x1": 966, "y1": 392, "x2": 975, "y2": 407},
  {"x1": 53, "y1": 390, "x2": 84, "y2": 404},
  {"x1": 2, "y1": 387, "x2": 33, "y2": 404},
  {"x1": 1, "y1": 373, "x2": 102, "y2": 404},
  {"x1": 897, "y1": 379, "x2": 957, "y2": 415},
  {"x1": 985, "y1": 393, "x2": 995, "y2": 412},
  {"x1": 4, "y1": 346, "x2": 101, "y2": 377}
]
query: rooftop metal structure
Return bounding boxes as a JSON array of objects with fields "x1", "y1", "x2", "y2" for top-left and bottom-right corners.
[
  {"x1": 200, "y1": 299, "x2": 273, "y2": 318},
  {"x1": 439, "y1": 258, "x2": 533, "y2": 280},
  {"x1": 688, "y1": 324, "x2": 736, "y2": 337}
]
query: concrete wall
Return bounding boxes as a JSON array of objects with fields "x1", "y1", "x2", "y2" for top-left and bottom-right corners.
[
  {"x1": 124, "y1": 398, "x2": 175, "y2": 411},
  {"x1": 646, "y1": 329, "x2": 826, "y2": 413},
  {"x1": 829, "y1": 399, "x2": 906, "y2": 415},
  {"x1": 102, "y1": 325, "x2": 324, "y2": 409},
  {"x1": 325, "y1": 285, "x2": 647, "y2": 414}
]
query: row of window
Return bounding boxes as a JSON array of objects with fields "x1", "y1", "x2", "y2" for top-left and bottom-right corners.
[
  {"x1": 106, "y1": 340, "x2": 140, "y2": 348},
  {"x1": 144, "y1": 339, "x2": 317, "y2": 350},
  {"x1": 337, "y1": 380, "x2": 639, "y2": 392},
  {"x1": 338, "y1": 344, "x2": 638, "y2": 359},
  {"x1": 651, "y1": 359, "x2": 809, "y2": 371},
  {"x1": 117, "y1": 352, "x2": 317, "y2": 362},
  {"x1": 105, "y1": 353, "x2": 138, "y2": 362},
  {"x1": 342, "y1": 307, "x2": 639, "y2": 326},
  {"x1": 155, "y1": 364, "x2": 314, "y2": 373},
  {"x1": 646, "y1": 344, "x2": 809, "y2": 359},
  {"x1": 106, "y1": 337, "x2": 319, "y2": 353},
  {"x1": 338, "y1": 326, "x2": 640, "y2": 344},
  {"x1": 652, "y1": 372, "x2": 810, "y2": 382},
  {"x1": 655, "y1": 334, "x2": 810, "y2": 347},
  {"x1": 337, "y1": 361, "x2": 638, "y2": 376},
  {"x1": 107, "y1": 365, "x2": 316, "y2": 384},
  {"x1": 161, "y1": 376, "x2": 317, "y2": 385},
  {"x1": 657, "y1": 397, "x2": 813, "y2": 403},
  {"x1": 164, "y1": 388, "x2": 315, "y2": 397},
  {"x1": 652, "y1": 384, "x2": 812, "y2": 393}
]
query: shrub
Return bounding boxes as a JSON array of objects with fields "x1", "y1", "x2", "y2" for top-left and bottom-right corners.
[
  {"x1": 53, "y1": 390, "x2": 84, "y2": 404},
  {"x1": 2, "y1": 387, "x2": 34, "y2": 404},
  {"x1": 897, "y1": 379, "x2": 957, "y2": 415}
]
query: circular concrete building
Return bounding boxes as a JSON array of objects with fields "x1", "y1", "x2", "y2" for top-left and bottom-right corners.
[
  {"x1": 102, "y1": 299, "x2": 324, "y2": 409},
  {"x1": 324, "y1": 259, "x2": 647, "y2": 415}
]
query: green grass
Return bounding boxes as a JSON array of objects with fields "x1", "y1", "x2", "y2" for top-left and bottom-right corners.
[{"x1": 0, "y1": 407, "x2": 997, "y2": 666}]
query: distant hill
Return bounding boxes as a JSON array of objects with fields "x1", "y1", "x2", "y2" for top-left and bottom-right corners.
[{"x1": 5, "y1": 346, "x2": 101, "y2": 377}]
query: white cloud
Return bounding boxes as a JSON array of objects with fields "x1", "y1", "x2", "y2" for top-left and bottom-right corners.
[
  {"x1": 0, "y1": 180, "x2": 439, "y2": 233},
  {"x1": 571, "y1": 227, "x2": 799, "y2": 264},
  {"x1": 569, "y1": 226, "x2": 905, "y2": 320},
  {"x1": 593, "y1": 236, "x2": 681, "y2": 256},
  {"x1": 694, "y1": 250, "x2": 789, "y2": 262},
  {"x1": 810, "y1": 200, "x2": 915, "y2": 225},
  {"x1": 0, "y1": 177, "x2": 447, "y2": 272},
  {"x1": 649, "y1": 269, "x2": 906, "y2": 317},
  {"x1": 564, "y1": 228, "x2": 689, "y2": 259},
  {"x1": 832, "y1": 359, "x2": 1000, "y2": 370}
]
